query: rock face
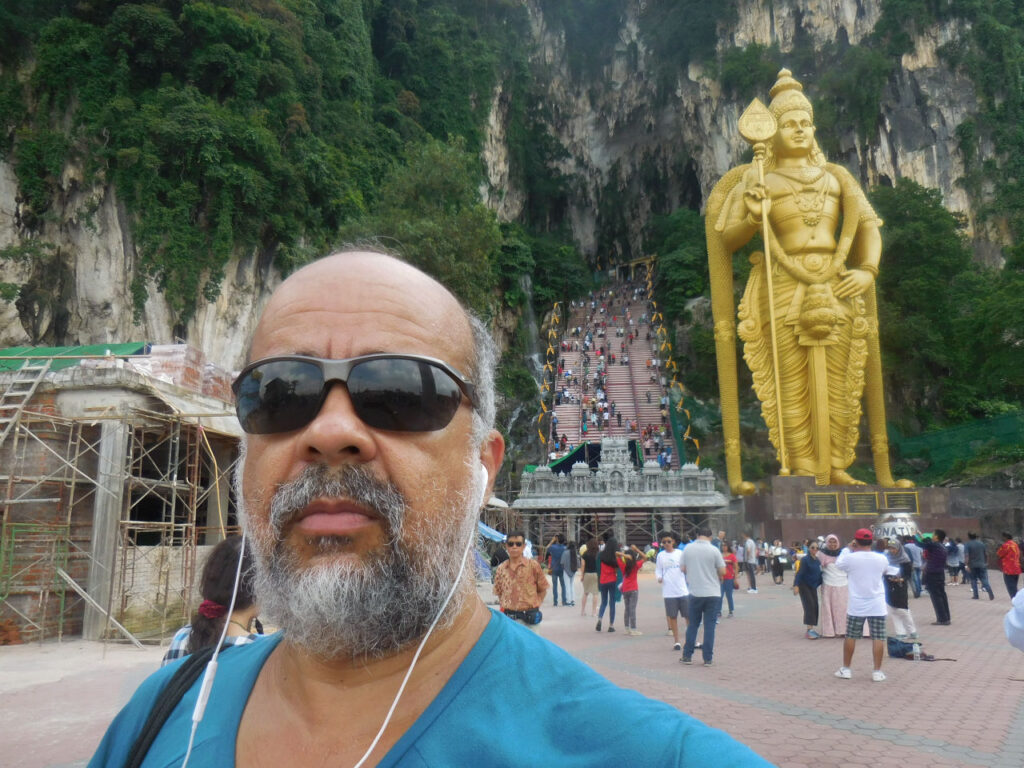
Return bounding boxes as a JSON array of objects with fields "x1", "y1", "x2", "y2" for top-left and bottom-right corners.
[
  {"x1": 0, "y1": 0, "x2": 1000, "y2": 361},
  {"x1": 481, "y1": 0, "x2": 995, "y2": 263},
  {"x1": 0, "y1": 156, "x2": 278, "y2": 368}
]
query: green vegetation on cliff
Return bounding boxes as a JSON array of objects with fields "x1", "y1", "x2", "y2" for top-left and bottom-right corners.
[{"x1": 0, "y1": 0, "x2": 584, "y2": 323}]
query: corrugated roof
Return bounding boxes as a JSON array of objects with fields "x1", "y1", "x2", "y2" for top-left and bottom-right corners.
[{"x1": 0, "y1": 343, "x2": 150, "y2": 371}]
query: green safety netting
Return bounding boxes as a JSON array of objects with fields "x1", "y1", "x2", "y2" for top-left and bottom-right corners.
[{"x1": 0, "y1": 343, "x2": 149, "y2": 371}]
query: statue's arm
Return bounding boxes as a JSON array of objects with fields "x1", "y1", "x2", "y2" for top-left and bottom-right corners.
[
  {"x1": 833, "y1": 165, "x2": 882, "y2": 299},
  {"x1": 719, "y1": 169, "x2": 763, "y2": 251}
]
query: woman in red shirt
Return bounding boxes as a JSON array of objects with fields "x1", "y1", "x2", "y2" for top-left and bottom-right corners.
[
  {"x1": 996, "y1": 532, "x2": 1022, "y2": 599},
  {"x1": 620, "y1": 544, "x2": 647, "y2": 636},
  {"x1": 720, "y1": 543, "x2": 738, "y2": 618},
  {"x1": 596, "y1": 538, "x2": 623, "y2": 633}
]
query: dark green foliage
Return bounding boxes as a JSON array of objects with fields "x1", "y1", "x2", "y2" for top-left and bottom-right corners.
[
  {"x1": 12, "y1": 129, "x2": 68, "y2": 226},
  {"x1": 646, "y1": 208, "x2": 708, "y2": 321},
  {"x1": 719, "y1": 43, "x2": 782, "y2": 100},
  {"x1": 869, "y1": 178, "x2": 1018, "y2": 425},
  {"x1": 339, "y1": 136, "x2": 501, "y2": 315},
  {"x1": 4, "y1": 0, "x2": 545, "y2": 321}
]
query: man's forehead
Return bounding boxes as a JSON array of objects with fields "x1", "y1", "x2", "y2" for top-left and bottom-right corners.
[{"x1": 251, "y1": 252, "x2": 472, "y2": 362}]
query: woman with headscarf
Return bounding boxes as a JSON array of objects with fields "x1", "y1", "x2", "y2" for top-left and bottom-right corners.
[
  {"x1": 885, "y1": 538, "x2": 918, "y2": 640},
  {"x1": 816, "y1": 534, "x2": 849, "y2": 638}
]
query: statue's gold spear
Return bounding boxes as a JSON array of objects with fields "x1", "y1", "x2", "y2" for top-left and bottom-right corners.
[{"x1": 738, "y1": 98, "x2": 790, "y2": 476}]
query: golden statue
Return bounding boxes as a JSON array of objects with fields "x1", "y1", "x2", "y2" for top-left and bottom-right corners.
[{"x1": 706, "y1": 68, "x2": 912, "y2": 494}]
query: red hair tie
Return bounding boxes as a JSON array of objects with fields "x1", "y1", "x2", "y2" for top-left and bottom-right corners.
[{"x1": 198, "y1": 599, "x2": 227, "y2": 619}]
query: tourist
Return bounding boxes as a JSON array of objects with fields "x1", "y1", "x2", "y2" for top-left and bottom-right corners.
[
  {"x1": 161, "y1": 535, "x2": 262, "y2": 667},
  {"x1": 884, "y1": 538, "x2": 917, "y2": 640},
  {"x1": 964, "y1": 531, "x2": 995, "y2": 600},
  {"x1": 770, "y1": 539, "x2": 788, "y2": 585},
  {"x1": 792, "y1": 541, "x2": 822, "y2": 639},
  {"x1": 546, "y1": 534, "x2": 567, "y2": 607},
  {"x1": 596, "y1": 538, "x2": 623, "y2": 633},
  {"x1": 921, "y1": 530, "x2": 951, "y2": 625},
  {"x1": 997, "y1": 532, "x2": 1022, "y2": 599},
  {"x1": 817, "y1": 534, "x2": 850, "y2": 638},
  {"x1": 561, "y1": 541, "x2": 578, "y2": 607},
  {"x1": 89, "y1": 252, "x2": 778, "y2": 765},
  {"x1": 903, "y1": 535, "x2": 923, "y2": 598},
  {"x1": 494, "y1": 532, "x2": 548, "y2": 632},
  {"x1": 719, "y1": 542, "x2": 738, "y2": 618},
  {"x1": 945, "y1": 536, "x2": 962, "y2": 586},
  {"x1": 680, "y1": 527, "x2": 726, "y2": 666},
  {"x1": 656, "y1": 531, "x2": 688, "y2": 651},
  {"x1": 743, "y1": 532, "x2": 759, "y2": 593},
  {"x1": 621, "y1": 544, "x2": 647, "y2": 636},
  {"x1": 580, "y1": 536, "x2": 601, "y2": 617},
  {"x1": 834, "y1": 529, "x2": 889, "y2": 682}
]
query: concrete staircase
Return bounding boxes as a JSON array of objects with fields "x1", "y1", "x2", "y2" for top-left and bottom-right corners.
[{"x1": 546, "y1": 287, "x2": 679, "y2": 469}]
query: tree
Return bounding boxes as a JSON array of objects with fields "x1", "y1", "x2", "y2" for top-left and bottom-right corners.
[{"x1": 341, "y1": 136, "x2": 501, "y2": 315}]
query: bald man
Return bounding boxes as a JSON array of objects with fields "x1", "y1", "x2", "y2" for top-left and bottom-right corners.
[{"x1": 90, "y1": 251, "x2": 770, "y2": 767}]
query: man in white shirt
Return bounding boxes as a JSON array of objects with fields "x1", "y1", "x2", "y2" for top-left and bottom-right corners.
[
  {"x1": 655, "y1": 532, "x2": 689, "y2": 651},
  {"x1": 834, "y1": 528, "x2": 890, "y2": 681}
]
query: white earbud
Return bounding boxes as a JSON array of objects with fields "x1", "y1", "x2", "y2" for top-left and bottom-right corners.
[{"x1": 478, "y1": 463, "x2": 489, "y2": 508}]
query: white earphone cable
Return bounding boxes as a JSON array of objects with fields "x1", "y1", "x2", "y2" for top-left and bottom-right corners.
[{"x1": 180, "y1": 534, "x2": 248, "y2": 768}]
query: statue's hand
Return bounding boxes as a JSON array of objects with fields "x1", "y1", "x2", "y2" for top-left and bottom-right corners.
[
  {"x1": 834, "y1": 268, "x2": 874, "y2": 299},
  {"x1": 743, "y1": 183, "x2": 770, "y2": 222}
]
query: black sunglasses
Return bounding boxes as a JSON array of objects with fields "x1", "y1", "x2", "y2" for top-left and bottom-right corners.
[
  {"x1": 233, "y1": 353, "x2": 478, "y2": 435},
  {"x1": 506, "y1": 541, "x2": 524, "y2": 547}
]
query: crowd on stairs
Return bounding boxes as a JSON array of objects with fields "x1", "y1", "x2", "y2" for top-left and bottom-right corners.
[{"x1": 547, "y1": 280, "x2": 681, "y2": 470}]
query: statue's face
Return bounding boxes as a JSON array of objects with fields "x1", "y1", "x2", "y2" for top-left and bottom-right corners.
[{"x1": 774, "y1": 109, "x2": 815, "y2": 157}]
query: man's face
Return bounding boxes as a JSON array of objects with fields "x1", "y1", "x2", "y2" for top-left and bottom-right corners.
[
  {"x1": 661, "y1": 536, "x2": 675, "y2": 552},
  {"x1": 505, "y1": 538, "x2": 525, "y2": 559},
  {"x1": 239, "y1": 253, "x2": 503, "y2": 657}
]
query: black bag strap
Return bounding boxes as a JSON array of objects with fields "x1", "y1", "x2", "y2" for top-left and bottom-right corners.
[{"x1": 123, "y1": 644, "x2": 222, "y2": 768}]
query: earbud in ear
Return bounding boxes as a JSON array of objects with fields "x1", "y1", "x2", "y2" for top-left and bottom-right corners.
[{"x1": 477, "y1": 463, "x2": 489, "y2": 508}]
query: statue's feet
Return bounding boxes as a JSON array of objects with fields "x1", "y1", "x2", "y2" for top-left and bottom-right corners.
[
  {"x1": 830, "y1": 469, "x2": 865, "y2": 486},
  {"x1": 893, "y1": 478, "x2": 915, "y2": 488}
]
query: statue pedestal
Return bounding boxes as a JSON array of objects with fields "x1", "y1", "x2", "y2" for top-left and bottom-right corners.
[{"x1": 756, "y1": 475, "x2": 977, "y2": 544}]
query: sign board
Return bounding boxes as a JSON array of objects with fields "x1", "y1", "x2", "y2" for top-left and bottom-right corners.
[
  {"x1": 883, "y1": 491, "x2": 919, "y2": 515},
  {"x1": 846, "y1": 492, "x2": 879, "y2": 516},
  {"x1": 806, "y1": 492, "x2": 840, "y2": 516}
]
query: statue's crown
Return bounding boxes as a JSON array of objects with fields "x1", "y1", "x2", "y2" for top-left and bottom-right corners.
[{"x1": 768, "y1": 68, "x2": 813, "y2": 121}]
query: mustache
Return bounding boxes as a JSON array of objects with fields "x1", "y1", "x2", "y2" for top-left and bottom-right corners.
[{"x1": 269, "y1": 464, "x2": 408, "y2": 538}]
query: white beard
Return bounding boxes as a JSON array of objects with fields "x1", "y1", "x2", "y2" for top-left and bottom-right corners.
[{"x1": 237, "y1": 457, "x2": 481, "y2": 659}]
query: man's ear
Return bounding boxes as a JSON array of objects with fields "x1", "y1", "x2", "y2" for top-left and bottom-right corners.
[{"x1": 478, "y1": 429, "x2": 505, "y2": 503}]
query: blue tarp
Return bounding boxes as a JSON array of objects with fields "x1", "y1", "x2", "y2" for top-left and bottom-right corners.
[{"x1": 477, "y1": 521, "x2": 506, "y2": 542}]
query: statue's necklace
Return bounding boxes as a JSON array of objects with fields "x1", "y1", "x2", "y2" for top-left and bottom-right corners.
[{"x1": 775, "y1": 167, "x2": 828, "y2": 226}]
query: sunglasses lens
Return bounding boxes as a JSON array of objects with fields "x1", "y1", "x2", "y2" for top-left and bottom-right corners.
[
  {"x1": 235, "y1": 359, "x2": 325, "y2": 434},
  {"x1": 349, "y1": 358, "x2": 463, "y2": 431}
]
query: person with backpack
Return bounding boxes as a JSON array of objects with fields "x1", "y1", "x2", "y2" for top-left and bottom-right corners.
[{"x1": 996, "y1": 532, "x2": 1022, "y2": 599}]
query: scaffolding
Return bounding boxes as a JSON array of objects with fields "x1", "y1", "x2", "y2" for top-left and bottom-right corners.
[{"x1": 0, "y1": 353, "x2": 241, "y2": 644}]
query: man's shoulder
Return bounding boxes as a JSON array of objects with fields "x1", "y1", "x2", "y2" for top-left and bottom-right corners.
[{"x1": 430, "y1": 614, "x2": 772, "y2": 765}]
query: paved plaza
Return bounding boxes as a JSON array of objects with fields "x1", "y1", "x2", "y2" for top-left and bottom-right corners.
[{"x1": 1, "y1": 571, "x2": 1021, "y2": 767}]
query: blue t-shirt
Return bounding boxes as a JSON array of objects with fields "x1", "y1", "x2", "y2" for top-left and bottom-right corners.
[
  {"x1": 90, "y1": 611, "x2": 773, "y2": 767},
  {"x1": 548, "y1": 542, "x2": 566, "y2": 574}
]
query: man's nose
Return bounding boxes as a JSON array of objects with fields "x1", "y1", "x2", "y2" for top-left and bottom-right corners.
[{"x1": 299, "y1": 383, "x2": 377, "y2": 463}]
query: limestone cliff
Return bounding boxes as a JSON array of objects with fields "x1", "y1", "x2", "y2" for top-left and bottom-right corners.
[
  {"x1": 0, "y1": 0, "x2": 1003, "y2": 366},
  {"x1": 481, "y1": 0, "x2": 997, "y2": 263}
]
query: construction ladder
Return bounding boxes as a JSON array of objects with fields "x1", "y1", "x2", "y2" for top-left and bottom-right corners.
[{"x1": 0, "y1": 358, "x2": 52, "y2": 451}]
